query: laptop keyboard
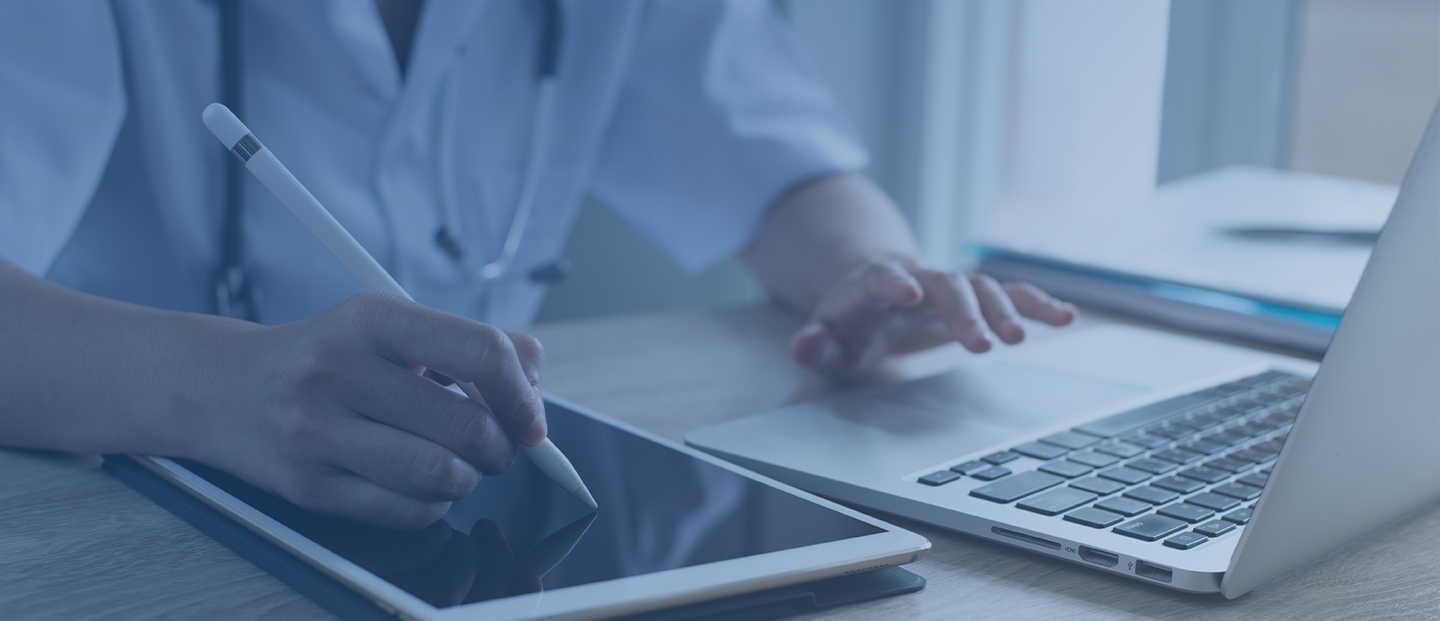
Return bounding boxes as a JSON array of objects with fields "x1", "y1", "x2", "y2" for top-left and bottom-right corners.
[{"x1": 916, "y1": 370, "x2": 1307, "y2": 551}]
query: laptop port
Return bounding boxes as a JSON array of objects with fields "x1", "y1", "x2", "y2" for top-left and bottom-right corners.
[
  {"x1": 1078, "y1": 546, "x2": 1119, "y2": 567},
  {"x1": 1135, "y1": 560, "x2": 1173, "y2": 583},
  {"x1": 991, "y1": 527, "x2": 1062, "y2": 550}
]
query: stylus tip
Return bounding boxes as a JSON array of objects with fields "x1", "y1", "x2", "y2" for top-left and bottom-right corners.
[{"x1": 575, "y1": 485, "x2": 598, "y2": 510}]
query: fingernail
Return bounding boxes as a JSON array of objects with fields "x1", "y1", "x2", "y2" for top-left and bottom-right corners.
[
  {"x1": 964, "y1": 329, "x2": 992, "y2": 353},
  {"x1": 524, "y1": 419, "x2": 547, "y2": 447},
  {"x1": 1000, "y1": 320, "x2": 1025, "y2": 343},
  {"x1": 815, "y1": 336, "x2": 842, "y2": 370}
]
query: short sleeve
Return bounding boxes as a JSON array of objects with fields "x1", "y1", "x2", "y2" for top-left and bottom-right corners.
[
  {"x1": 0, "y1": 3, "x2": 126, "y2": 275},
  {"x1": 589, "y1": 0, "x2": 868, "y2": 273}
]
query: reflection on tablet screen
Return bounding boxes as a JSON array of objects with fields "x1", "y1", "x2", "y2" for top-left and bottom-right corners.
[{"x1": 184, "y1": 401, "x2": 882, "y2": 608}]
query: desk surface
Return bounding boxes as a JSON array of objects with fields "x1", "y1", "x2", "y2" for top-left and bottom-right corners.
[{"x1": 2, "y1": 305, "x2": 1436, "y2": 620}]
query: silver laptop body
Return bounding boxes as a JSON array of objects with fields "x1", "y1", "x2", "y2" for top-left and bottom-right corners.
[{"x1": 687, "y1": 105, "x2": 1440, "y2": 596}]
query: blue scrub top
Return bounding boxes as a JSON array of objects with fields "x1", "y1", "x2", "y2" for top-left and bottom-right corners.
[{"x1": 0, "y1": 0, "x2": 866, "y2": 329}]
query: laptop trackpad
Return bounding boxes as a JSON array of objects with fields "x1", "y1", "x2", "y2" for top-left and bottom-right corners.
[{"x1": 687, "y1": 325, "x2": 1270, "y2": 486}]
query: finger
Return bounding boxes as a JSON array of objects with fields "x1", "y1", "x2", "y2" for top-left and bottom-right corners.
[
  {"x1": 356, "y1": 294, "x2": 547, "y2": 447},
  {"x1": 285, "y1": 471, "x2": 453, "y2": 530},
  {"x1": 862, "y1": 261, "x2": 924, "y2": 308},
  {"x1": 338, "y1": 361, "x2": 518, "y2": 475},
  {"x1": 503, "y1": 330, "x2": 545, "y2": 395},
  {"x1": 915, "y1": 269, "x2": 992, "y2": 353},
  {"x1": 328, "y1": 416, "x2": 485, "y2": 500},
  {"x1": 970, "y1": 274, "x2": 1026, "y2": 344},
  {"x1": 790, "y1": 322, "x2": 854, "y2": 377},
  {"x1": 1004, "y1": 282, "x2": 1078, "y2": 326},
  {"x1": 800, "y1": 262, "x2": 923, "y2": 377}
]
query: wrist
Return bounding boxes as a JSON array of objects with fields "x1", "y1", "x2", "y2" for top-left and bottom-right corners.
[{"x1": 153, "y1": 315, "x2": 272, "y2": 462}]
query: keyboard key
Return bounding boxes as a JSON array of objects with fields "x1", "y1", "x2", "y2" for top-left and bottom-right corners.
[
  {"x1": 1205, "y1": 457, "x2": 1254, "y2": 473},
  {"x1": 1095, "y1": 496, "x2": 1152, "y2": 517},
  {"x1": 1146, "y1": 425, "x2": 1192, "y2": 440},
  {"x1": 982, "y1": 451, "x2": 1020, "y2": 465},
  {"x1": 1164, "y1": 417, "x2": 1206, "y2": 431},
  {"x1": 1236, "y1": 473, "x2": 1269, "y2": 489},
  {"x1": 1039, "y1": 461, "x2": 1093, "y2": 478},
  {"x1": 1068, "y1": 451, "x2": 1120, "y2": 468},
  {"x1": 1011, "y1": 442, "x2": 1069, "y2": 460},
  {"x1": 1230, "y1": 423, "x2": 1267, "y2": 438},
  {"x1": 1179, "y1": 439, "x2": 1228, "y2": 455},
  {"x1": 1151, "y1": 476, "x2": 1205, "y2": 494},
  {"x1": 1070, "y1": 477, "x2": 1125, "y2": 496},
  {"x1": 1095, "y1": 441, "x2": 1145, "y2": 458},
  {"x1": 1126, "y1": 458, "x2": 1178, "y2": 475},
  {"x1": 950, "y1": 460, "x2": 991, "y2": 476},
  {"x1": 1231, "y1": 448, "x2": 1278, "y2": 464},
  {"x1": 1123, "y1": 486, "x2": 1180, "y2": 505},
  {"x1": 918, "y1": 471, "x2": 961, "y2": 486},
  {"x1": 1163, "y1": 532, "x2": 1209, "y2": 550},
  {"x1": 1185, "y1": 492, "x2": 1242, "y2": 512},
  {"x1": 1222, "y1": 450, "x2": 1260, "y2": 466},
  {"x1": 1124, "y1": 434, "x2": 1171, "y2": 449},
  {"x1": 1211, "y1": 430, "x2": 1252, "y2": 446},
  {"x1": 1223, "y1": 507, "x2": 1254, "y2": 524},
  {"x1": 1184, "y1": 412, "x2": 1224, "y2": 429},
  {"x1": 1212, "y1": 406, "x2": 1246, "y2": 421},
  {"x1": 969, "y1": 471, "x2": 1064, "y2": 503},
  {"x1": 1040, "y1": 431, "x2": 1103, "y2": 450},
  {"x1": 1194, "y1": 520, "x2": 1236, "y2": 537},
  {"x1": 971, "y1": 466, "x2": 1012, "y2": 481},
  {"x1": 1064, "y1": 507, "x2": 1124, "y2": 528},
  {"x1": 1178, "y1": 465, "x2": 1231, "y2": 484},
  {"x1": 1211, "y1": 482, "x2": 1263, "y2": 501},
  {"x1": 1114, "y1": 515, "x2": 1188, "y2": 542},
  {"x1": 1152, "y1": 448, "x2": 1205, "y2": 465},
  {"x1": 1075, "y1": 392, "x2": 1214, "y2": 438},
  {"x1": 1098, "y1": 467, "x2": 1151, "y2": 485},
  {"x1": 1254, "y1": 439, "x2": 1286, "y2": 453},
  {"x1": 1018, "y1": 487, "x2": 1098, "y2": 515},
  {"x1": 1158, "y1": 502, "x2": 1214, "y2": 523}
]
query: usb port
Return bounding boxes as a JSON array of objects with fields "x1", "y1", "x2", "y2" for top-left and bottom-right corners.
[
  {"x1": 1078, "y1": 546, "x2": 1119, "y2": 567},
  {"x1": 1135, "y1": 560, "x2": 1173, "y2": 583}
]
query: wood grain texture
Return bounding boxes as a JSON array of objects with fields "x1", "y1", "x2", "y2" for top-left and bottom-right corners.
[{"x1": 1, "y1": 304, "x2": 1436, "y2": 620}]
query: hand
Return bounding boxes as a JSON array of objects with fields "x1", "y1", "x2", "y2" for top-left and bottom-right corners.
[
  {"x1": 196, "y1": 292, "x2": 546, "y2": 530},
  {"x1": 790, "y1": 259, "x2": 1077, "y2": 377}
]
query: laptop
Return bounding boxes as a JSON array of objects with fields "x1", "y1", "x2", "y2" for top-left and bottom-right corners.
[{"x1": 686, "y1": 104, "x2": 1440, "y2": 597}]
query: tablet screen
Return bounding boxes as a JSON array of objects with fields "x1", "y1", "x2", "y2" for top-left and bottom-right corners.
[{"x1": 183, "y1": 401, "x2": 883, "y2": 608}]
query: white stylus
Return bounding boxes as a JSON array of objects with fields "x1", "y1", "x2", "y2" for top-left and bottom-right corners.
[{"x1": 202, "y1": 103, "x2": 597, "y2": 510}]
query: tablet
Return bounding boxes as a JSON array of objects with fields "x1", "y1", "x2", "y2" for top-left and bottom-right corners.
[{"x1": 133, "y1": 394, "x2": 930, "y2": 621}]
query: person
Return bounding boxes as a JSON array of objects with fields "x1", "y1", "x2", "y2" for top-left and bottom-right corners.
[{"x1": 0, "y1": 0, "x2": 1075, "y2": 529}]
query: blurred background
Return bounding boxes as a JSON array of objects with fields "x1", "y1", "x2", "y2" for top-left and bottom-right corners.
[{"x1": 535, "y1": 0, "x2": 1439, "y2": 323}]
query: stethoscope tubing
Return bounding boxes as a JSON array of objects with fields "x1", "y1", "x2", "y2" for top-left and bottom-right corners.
[{"x1": 436, "y1": 0, "x2": 564, "y2": 284}]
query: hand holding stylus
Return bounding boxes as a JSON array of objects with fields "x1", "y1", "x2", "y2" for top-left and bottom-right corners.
[{"x1": 199, "y1": 104, "x2": 593, "y2": 529}]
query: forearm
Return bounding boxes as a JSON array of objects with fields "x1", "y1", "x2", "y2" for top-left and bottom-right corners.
[
  {"x1": 0, "y1": 258, "x2": 257, "y2": 457},
  {"x1": 740, "y1": 173, "x2": 920, "y2": 313}
]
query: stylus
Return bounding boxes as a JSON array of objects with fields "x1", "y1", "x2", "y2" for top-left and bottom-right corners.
[{"x1": 202, "y1": 103, "x2": 598, "y2": 511}]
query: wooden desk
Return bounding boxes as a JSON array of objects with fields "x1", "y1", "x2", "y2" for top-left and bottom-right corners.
[{"x1": 2, "y1": 306, "x2": 1436, "y2": 619}]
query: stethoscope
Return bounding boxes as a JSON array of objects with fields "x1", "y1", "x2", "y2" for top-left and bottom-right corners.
[{"x1": 214, "y1": 0, "x2": 567, "y2": 322}]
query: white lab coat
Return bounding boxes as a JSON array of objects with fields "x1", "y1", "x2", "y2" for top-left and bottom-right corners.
[{"x1": 0, "y1": 0, "x2": 866, "y2": 328}]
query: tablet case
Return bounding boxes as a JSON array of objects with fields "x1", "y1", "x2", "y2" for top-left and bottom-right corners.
[{"x1": 104, "y1": 455, "x2": 925, "y2": 621}]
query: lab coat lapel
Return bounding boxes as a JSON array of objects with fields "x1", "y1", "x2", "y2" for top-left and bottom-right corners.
[
  {"x1": 403, "y1": 0, "x2": 492, "y2": 104},
  {"x1": 371, "y1": 0, "x2": 491, "y2": 290}
]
